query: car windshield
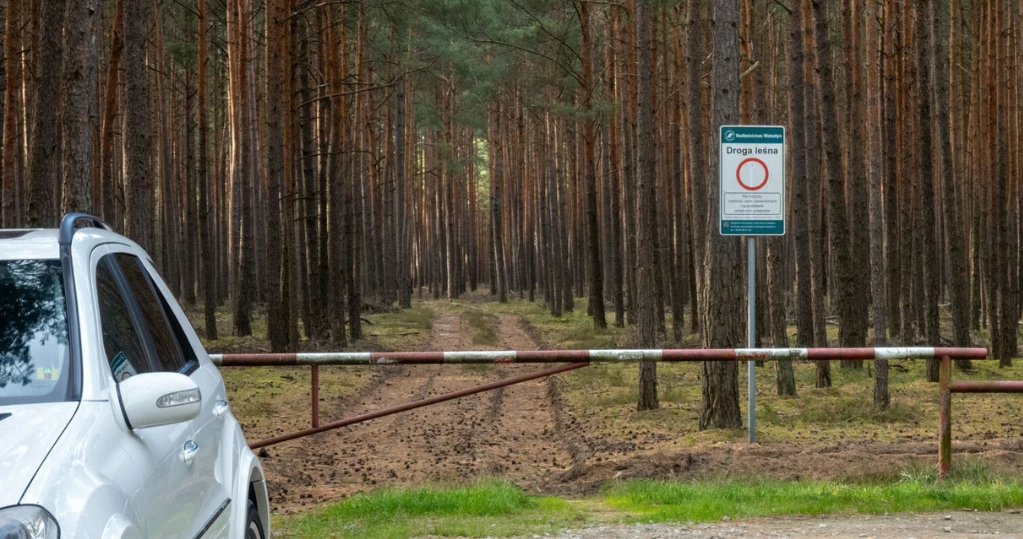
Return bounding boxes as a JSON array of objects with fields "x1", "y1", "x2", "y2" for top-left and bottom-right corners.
[{"x1": 0, "y1": 259, "x2": 71, "y2": 406}]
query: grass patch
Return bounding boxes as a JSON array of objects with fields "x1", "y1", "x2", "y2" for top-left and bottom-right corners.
[
  {"x1": 605, "y1": 462, "x2": 1023, "y2": 522},
  {"x1": 364, "y1": 304, "x2": 435, "y2": 351},
  {"x1": 274, "y1": 480, "x2": 584, "y2": 538},
  {"x1": 273, "y1": 466, "x2": 1023, "y2": 537},
  {"x1": 759, "y1": 393, "x2": 922, "y2": 427},
  {"x1": 462, "y1": 309, "x2": 499, "y2": 346}
]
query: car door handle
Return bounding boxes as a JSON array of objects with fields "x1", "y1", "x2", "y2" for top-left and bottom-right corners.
[
  {"x1": 180, "y1": 440, "x2": 199, "y2": 464},
  {"x1": 213, "y1": 399, "x2": 229, "y2": 419}
]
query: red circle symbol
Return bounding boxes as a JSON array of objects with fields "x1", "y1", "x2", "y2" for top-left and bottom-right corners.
[{"x1": 736, "y1": 158, "x2": 769, "y2": 191}]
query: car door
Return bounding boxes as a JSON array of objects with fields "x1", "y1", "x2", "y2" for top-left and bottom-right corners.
[
  {"x1": 92, "y1": 247, "x2": 204, "y2": 538},
  {"x1": 125, "y1": 253, "x2": 234, "y2": 536}
]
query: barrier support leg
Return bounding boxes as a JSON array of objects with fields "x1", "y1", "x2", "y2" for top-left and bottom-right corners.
[
  {"x1": 938, "y1": 355, "x2": 952, "y2": 478},
  {"x1": 312, "y1": 365, "x2": 320, "y2": 428}
]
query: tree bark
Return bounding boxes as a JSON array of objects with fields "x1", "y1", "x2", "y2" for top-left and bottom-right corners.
[
  {"x1": 636, "y1": 0, "x2": 659, "y2": 412},
  {"x1": 25, "y1": 0, "x2": 65, "y2": 227},
  {"x1": 60, "y1": 0, "x2": 99, "y2": 215},
  {"x1": 2, "y1": 0, "x2": 21, "y2": 226},
  {"x1": 867, "y1": 0, "x2": 889, "y2": 409},
  {"x1": 265, "y1": 0, "x2": 287, "y2": 351},
  {"x1": 197, "y1": 0, "x2": 217, "y2": 340},
  {"x1": 700, "y1": 0, "x2": 742, "y2": 429},
  {"x1": 802, "y1": 0, "x2": 829, "y2": 390},
  {"x1": 579, "y1": 1, "x2": 607, "y2": 329},
  {"x1": 915, "y1": 0, "x2": 940, "y2": 381},
  {"x1": 933, "y1": 0, "x2": 971, "y2": 368},
  {"x1": 123, "y1": 0, "x2": 151, "y2": 249},
  {"x1": 812, "y1": 0, "x2": 858, "y2": 352},
  {"x1": 99, "y1": 0, "x2": 124, "y2": 226},
  {"x1": 685, "y1": 0, "x2": 706, "y2": 337}
]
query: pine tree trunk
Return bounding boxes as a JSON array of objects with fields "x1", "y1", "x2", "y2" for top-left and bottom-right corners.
[
  {"x1": 883, "y1": 0, "x2": 901, "y2": 340},
  {"x1": 685, "y1": 0, "x2": 706, "y2": 336},
  {"x1": 579, "y1": 1, "x2": 607, "y2": 329},
  {"x1": 699, "y1": 0, "x2": 742, "y2": 429},
  {"x1": 123, "y1": 0, "x2": 151, "y2": 249},
  {"x1": 197, "y1": 0, "x2": 217, "y2": 340},
  {"x1": 99, "y1": 0, "x2": 124, "y2": 225},
  {"x1": 636, "y1": 0, "x2": 659, "y2": 412},
  {"x1": 802, "y1": 0, "x2": 829, "y2": 386},
  {"x1": 914, "y1": 0, "x2": 941, "y2": 381},
  {"x1": 934, "y1": 0, "x2": 971, "y2": 368},
  {"x1": 845, "y1": 0, "x2": 871, "y2": 360},
  {"x1": 57, "y1": 0, "x2": 95, "y2": 214},
  {"x1": 788, "y1": 0, "x2": 811, "y2": 351},
  {"x1": 231, "y1": 0, "x2": 254, "y2": 336},
  {"x1": 265, "y1": 0, "x2": 287, "y2": 351},
  {"x1": 25, "y1": 0, "x2": 65, "y2": 227},
  {"x1": 813, "y1": 0, "x2": 857, "y2": 354},
  {"x1": 866, "y1": 0, "x2": 889, "y2": 409},
  {"x1": 2, "y1": 0, "x2": 21, "y2": 226}
]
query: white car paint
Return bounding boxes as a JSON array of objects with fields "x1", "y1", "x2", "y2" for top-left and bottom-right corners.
[{"x1": 0, "y1": 223, "x2": 269, "y2": 538}]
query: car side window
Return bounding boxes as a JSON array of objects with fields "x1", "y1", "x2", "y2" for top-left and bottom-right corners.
[
  {"x1": 114, "y1": 254, "x2": 190, "y2": 374},
  {"x1": 96, "y1": 257, "x2": 151, "y2": 380}
]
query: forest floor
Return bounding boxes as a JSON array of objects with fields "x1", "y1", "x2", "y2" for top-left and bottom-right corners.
[{"x1": 190, "y1": 294, "x2": 1023, "y2": 537}]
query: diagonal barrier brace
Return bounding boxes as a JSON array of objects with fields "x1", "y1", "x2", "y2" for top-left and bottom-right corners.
[
  {"x1": 245, "y1": 361, "x2": 589, "y2": 449},
  {"x1": 213, "y1": 346, "x2": 996, "y2": 475}
]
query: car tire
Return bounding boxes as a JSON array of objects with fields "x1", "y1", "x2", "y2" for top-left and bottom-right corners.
[{"x1": 245, "y1": 499, "x2": 265, "y2": 539}]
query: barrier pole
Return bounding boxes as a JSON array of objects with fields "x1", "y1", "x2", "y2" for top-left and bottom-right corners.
[{"x1": 938, "y1": 355, "x2": 952, "y2": 478}]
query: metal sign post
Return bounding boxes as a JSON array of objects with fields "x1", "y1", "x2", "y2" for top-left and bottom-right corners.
[
  {"x1": 747, "y1": 237, "x2": 756, "y2": 443},
  {"x1": 719, "y1": 125, "x2": 786, "y2": 444}
]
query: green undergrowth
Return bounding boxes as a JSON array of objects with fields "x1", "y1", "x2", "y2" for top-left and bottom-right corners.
[
  {"x1": 273, "y1": 480, "x2": 583, "y2": 538},
  {"x1": 364, "y1": 303, "x2": 435, "y2": 351},
  {"x1": 605, "y1": 460, "x2": 1023, "y2": 523},
  {"x1": 273, "y1": 464, "x2": 1023, "y2": 538},
  {"x1": 462, "y1": 308, "x2": 499, "y2": 346}
]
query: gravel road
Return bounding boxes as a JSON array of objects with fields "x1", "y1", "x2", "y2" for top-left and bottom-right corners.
[{"x1": 515, "y1": 510, "x2": 1023, "y2": 539}]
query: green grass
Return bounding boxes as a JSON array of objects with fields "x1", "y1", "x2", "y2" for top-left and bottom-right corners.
[
  {"x1": 274, "y1": 481, "x2": 584, "y2": 538},
  {"x1": 462, "y1": 309, "x2": 499, "y2": 346},
  {"x1": 604, "y1": 461, "x2": 1023, "y2": 522},
  {"x1": 364, "y1": 304, "x2": 435, "y2": 351},
  {"x1": 273, "y1": 464, "x2": 1023, "y2": 537}
]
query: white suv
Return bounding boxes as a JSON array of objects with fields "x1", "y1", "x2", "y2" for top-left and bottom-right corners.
[{"x1": 0, "y1": 214, "x2": 269, "y2": 539}]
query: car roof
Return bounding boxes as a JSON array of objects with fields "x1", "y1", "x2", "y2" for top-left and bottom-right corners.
[
  {"x1": 0, "y1": 229, "x2": 61, "y2": 260},
  {"x1": 0, "y1": 227, "x2": 146, "y2": 261}
]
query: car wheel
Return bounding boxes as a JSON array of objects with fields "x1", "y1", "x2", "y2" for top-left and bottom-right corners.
[{"x1": 245, "y1": 499, "x2": 265, "y2": 539}]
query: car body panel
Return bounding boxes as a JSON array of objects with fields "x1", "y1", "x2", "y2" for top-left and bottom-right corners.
[
  {"x1": 20, "y1": 398, "x2": 144, "y2": 538},
  {"x1": 0, "y1": 402, "x2": 78, "y2": 506}
]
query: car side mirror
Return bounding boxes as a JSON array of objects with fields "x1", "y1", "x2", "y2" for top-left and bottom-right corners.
[{"x1": 118, "y1": 372, "x2": 202, "y2": 429}]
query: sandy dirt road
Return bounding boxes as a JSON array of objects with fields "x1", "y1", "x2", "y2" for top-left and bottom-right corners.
[{"x1": 264, "y1": 312, "x2": 577, "y2": 513}]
